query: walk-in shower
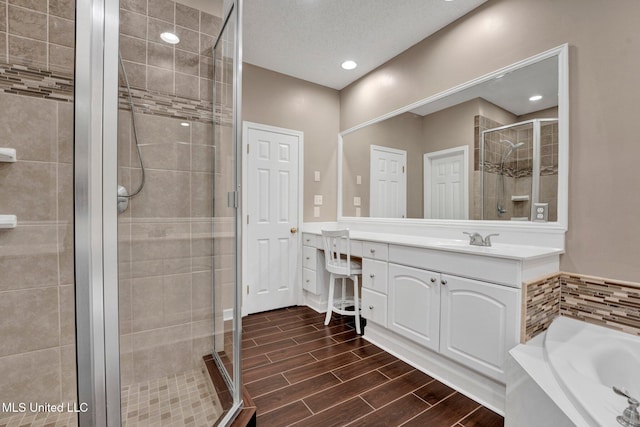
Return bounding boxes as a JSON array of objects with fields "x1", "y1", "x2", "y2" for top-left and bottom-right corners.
[{"x1": 481, "y1": 119, "x2": 559, "y2": 221}]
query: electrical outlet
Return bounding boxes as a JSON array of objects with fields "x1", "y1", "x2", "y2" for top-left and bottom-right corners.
[
  {"x1": 314, "y1": 195, "x2": 323, "y2": 205},
  {"x1": 314, "y1": 171, "x2": 320, "y2": 182},
  {"x1": 314, "y1": 206, "x2": 320, "y2": 217},
  {"x1": 355, "y1": 207, "x2": 361, "y2": 217},
  {"x1": 533, "y1": 203, "x2": 548, "y2": 222},
  {"x1": 356, "y1": 175, "x2": 362, "y2": 185},
  {"x1": 353, "y1": 196, "x2": 361, "y2": 206}
]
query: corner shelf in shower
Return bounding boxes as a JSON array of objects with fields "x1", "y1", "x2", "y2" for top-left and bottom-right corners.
[
  {"x1": 511, "y1": 195, "x2": 530, "y2": 202},
  {"x1": 0, "y1": 215, "x2": 17, "y2": 229}
]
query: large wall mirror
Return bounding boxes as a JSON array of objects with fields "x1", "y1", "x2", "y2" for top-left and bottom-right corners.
[{"x1": 339, "y1": 44, "x2": 568, "y2": 228}]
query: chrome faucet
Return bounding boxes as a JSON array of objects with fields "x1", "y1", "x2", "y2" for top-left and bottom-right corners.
[
  {"x1": 613, "y1": 386, "x2": 640, "y2": 427},
  {"x1": 463, "y1": 232, "x2": 500, "y2": 247}
]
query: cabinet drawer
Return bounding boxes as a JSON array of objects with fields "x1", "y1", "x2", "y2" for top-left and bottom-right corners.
[
  {"x1": 303, "y1": 246, "x2": 317, "y2": 270},
  {"x1": 303, "y1": 267, "x2": 318, "y2": 294},
  {"x1": 363, "y1": 242, "x2": 388, "y2": 260},
  {"x1": 362, "y1": 288, "x2": 387, "y2": 327},
  {"x1": 302, "y1": 233, "x2": 318, "y2": 248},
  {"x1": 362, "y1": 258, "x2": 388, "y2": 294}
]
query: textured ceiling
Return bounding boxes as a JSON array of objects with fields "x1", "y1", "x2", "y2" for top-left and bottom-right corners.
[{"x1": 243, "y1": 0, "x2": 488, "y2": 90}]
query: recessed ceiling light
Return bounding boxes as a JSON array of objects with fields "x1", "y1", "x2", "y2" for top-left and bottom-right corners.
[
  {"x1": 180, "y1": 122, "x2": 190, "y2": 127},
  {"x1": 529, "y1": 95, "x2": 543, "y2": 101},
  {"x1": 341, "y1": 60, "x2": 357, "y2": 70},
  {"x1": 160, "y1": 32, "x2": 180, "y2": 45}
]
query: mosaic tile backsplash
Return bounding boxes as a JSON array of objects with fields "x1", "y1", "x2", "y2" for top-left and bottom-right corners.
[{"x1": 523, "y1": 272, "x2": 640, "y2": 342}]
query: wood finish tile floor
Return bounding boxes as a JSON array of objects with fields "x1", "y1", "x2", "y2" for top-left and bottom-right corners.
[{"x1": 242, "y1": 306, "x2": 504, "y2": 427}]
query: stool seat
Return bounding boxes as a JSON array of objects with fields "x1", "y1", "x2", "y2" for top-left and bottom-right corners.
[{"x1": 321, "y1": 229, "x2": 362, "y2": 334}]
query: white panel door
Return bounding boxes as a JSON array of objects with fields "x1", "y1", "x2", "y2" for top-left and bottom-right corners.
[
  {"x1": 245, "y1": 124, "x2": 300, "y2": 314},
  {"x1": 388, "y1": 263, "x2": 440, "y2": 351},
  {"x1": 424, "y1": 146, "x2": 468, "y2": 219},
  {"x1": 370, "y1": 145, "x2": 406, "y2": 218},
  {"x1": 439, "y1": 274, "x2": 519, "y2": 382}
]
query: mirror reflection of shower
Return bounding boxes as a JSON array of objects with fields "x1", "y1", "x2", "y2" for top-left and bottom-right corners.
[
  {"x1": 496, "y1": 140, "x2": 524, "y2": 217},
  {"x1": 481, "y1": 118, "x2": 559, "y2": 221},
  {"x1": 117, "y1": 52, "x2": 146, "y2": 214}
]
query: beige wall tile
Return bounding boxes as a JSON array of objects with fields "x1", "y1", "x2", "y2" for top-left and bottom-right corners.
[
  {"x1": 174, "y1": 26, "x2": 199, "y2": 53},
  {"x1": 10, "y1": 0, "x2": 45, "y2": 12},
  {"x1": 148, "y1": 0, "x2": 174, "y2": 23},
  {"x1": 8, "y1": 5, "x2": 46, "y2": 41},
  {"x1": 60, "y1": 344, "x2": 77, "y2": 402},
  {"x1": 132, "y1": 276, "x2": 164, "y2": 331},
  {"x1": 130, "y1": 222, "x2": 191, "y2": 262},
  {"x1": 120, "y1": 9, "x2": 147, "y2": 39},
  {"x1": 148, "y1": 41, "x2": 174, "y2": 70},
  {"x1": 48, "y1": 0, "x2": 74, "y2": 20},
  {"x1": 175, "y1": 49, "x2": 199, "y2": 76},
  {"x1": 162, "y1": 273, "x2": 192, "y2": 326},
  {"x1": 120, "y1": 34, "x2": 146, "y2": 64},
  {"x1": 192, "y1": 271, "x2": 212, "y2": 322},
  {"x1": 175, "y1": 72, "x2": 199, "y2": 99},
  {"x1": 0, "y1": 348, "x2": 61, "y2": 404},
  {"x1": 0, "y1": 92, "x2": 57, "y2": 162},
  {"x1": 147, "y1": 65, "x2": 174, "y2": 94},
  {"x1": 191, "y1": 143, "x2": 214, "y2": 173},
  {"x1": 0, "y1": 161, "x2": 56, "y2": 221},
  {"x1": 49, "y1": 15, "x2": 73, "y2": 47},
  {"x1": 0, "y1": 225, "x2": 58, "y2": 291},
  {"x1": 57, "y1": 162, "x2": 73, "y2": 223},
  {"x1": 0, "y1": 4, "x2": 6, "y2": 32},
  {"x1": 199, "y1": 76, "x2": 213, "y2": 101},
  {"x1": 120, "y1": 60, "x2": 146, "y2": 90},
  {"x1": 58, "y1": 223, "x2": 74, "y2": 285},
  {"x1": 121, "y1": 0, "x2": 146, "y2": 15},
  {"x1": 0, "y1": 287, "x2": 59, "y2": 357},
  {"x1": 59, "y1": 284, "x2": 75, "y2": 346},
  {"x1": 176, "y1": 3, "x2": 199, "y2": 31},
  {"x1": 58, "y1": 101, "x2": 73, "y2": 164},
  {"x1": 131, "y1": 324, "x2": 192, "y2": 383},
  {"x1": 9, "y1": 34, "x2": 46, "y2": 65},
  {"x1": 130, "y1": 169, "x2": 190, "y2": 218},
  {"x1": 191, "y1": 172, "x2": 213, "y2": 218},
  {"x1": 0, "y1": 32, "x2": 6, "y2": 61},
  {"x1": 192, "y1": 121, "x2": 213, "y2": 146},
  {"x1": 200, "y1": 12, "x2": 219, "y2": 37},
  {"x1": 119, "y1": 278, "x2": 132, "y2": 335}
]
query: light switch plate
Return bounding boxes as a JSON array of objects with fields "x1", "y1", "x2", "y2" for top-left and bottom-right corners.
[
  {"x1": 314, "y1": 171, "x2": 320, "y2": 182},
  {"x1": 355, "y1": 207, "x2": 361, "y2": 217},
  {"x1": 356, "y1": 175, "x2": 362, "y2": 185},
  {"x1": 353, "y1": 196, "x2": 361, "y2": 206},
  {"x1": 314, "y1": 195, "x2": 323, "y2": 205},
  {"x1": 313, "y1": 206, "x2": 320, "y2": 217},
  {"x1": 533, "y1": 203, "x2": 548, "y2": 222}
]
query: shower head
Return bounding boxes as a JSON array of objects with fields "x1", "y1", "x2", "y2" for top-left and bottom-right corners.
[{"x1": 501, "y1": 139, "x2": 525, "y2": 150}]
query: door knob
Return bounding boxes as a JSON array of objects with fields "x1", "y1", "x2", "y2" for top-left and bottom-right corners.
[{"x1": 290, "y1": 227, "x2": 298, "y2": 234}]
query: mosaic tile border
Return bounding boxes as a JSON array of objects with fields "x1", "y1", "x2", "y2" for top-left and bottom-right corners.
[
  {"x1": 523, "y1": 272, "x2": 640, "y2": 342},
  {"x1": 0, "y1": 62, "x2": 73, "y2": 102},
  {"x1": 0, "y1": 63, "x2": 230, "y2": 125}
]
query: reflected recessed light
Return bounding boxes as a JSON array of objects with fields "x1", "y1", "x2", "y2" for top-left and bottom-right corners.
[
  {"x1": 180, "y1": 122, "x2": 190, "y2": 127},
  {"x1": 495, "y1": 74, "x2": 505, "y2": 79},
  {"x1": 160, "y1": 32, "x2": 180, "y2": 44},
  {"x1": 341, "y1": 60, "x2": 357, "y2": 70},
  {"x1": 529, "y1": 95, "x2": 543, "y2": 101}
]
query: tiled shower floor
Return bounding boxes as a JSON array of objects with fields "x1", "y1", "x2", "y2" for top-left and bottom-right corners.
[{"x1": 1, "y1": 368, "x2": 222, "y2": 427}]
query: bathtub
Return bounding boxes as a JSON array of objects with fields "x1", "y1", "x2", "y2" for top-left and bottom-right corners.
[
  {"x1": 506, "y1": 316, "x2": 640, "y2": 427},
  {"x1": 545, "y1": 316, "x2": 640, "y2": 427}
]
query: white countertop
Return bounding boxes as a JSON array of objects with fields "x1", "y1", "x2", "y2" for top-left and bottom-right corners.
[{"x1": 302, "y1": 223, "x2": 563, "y2": 261}]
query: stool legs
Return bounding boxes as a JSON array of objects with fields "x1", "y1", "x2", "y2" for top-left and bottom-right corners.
[
  {"x1": 324, "y1": 273, "x2": 335, "y2": 326},
  {"x1": 324, "y1": 272, "x2": 362, "y2": 335}
]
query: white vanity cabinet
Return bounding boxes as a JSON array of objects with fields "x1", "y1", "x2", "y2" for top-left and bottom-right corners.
[
  {"x1": 361, "y1": 244, "x2": 389, "y2": 327},
  {"x1": 439, "y1": 274, "x2": 519, "y2": 383},
  {"x1": 387, "y1": 263, "x2": 441, "y2": 351},
  {"x1": 301, "y1": 233, "x2": 326, "y2": 295}
]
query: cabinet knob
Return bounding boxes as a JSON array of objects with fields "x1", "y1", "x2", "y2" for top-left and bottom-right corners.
[
  {"x1": 370, "y1": 248, "x2": 376, "y2": 253},
  {"x1": 369, "y1": 305, "x2": 374, "y2": 310},
  {"x1": 306, "y1": 257, "x2": 310, "y2": 260},
  {"x1": 441, "y1": 279, "x2": 448, "y2": 285},
  {"x1": 369, "y1": 273, "x2": 375, "y2": 278},
  {"x1": 430, "y1": 277, "x2": 437, "y2": 283},
  {"x1": 306, "y1": 279, "x2": 310, "y2": 283}
]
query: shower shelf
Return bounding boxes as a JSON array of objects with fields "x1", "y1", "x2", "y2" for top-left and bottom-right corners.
[
  {"x1": 0, "y1": 148, "x2": 16, "y2": 162},
  {"x1": 0, "y1": 215, "x2": 17, "y2": 229},
  {"x1": 511, "y1": 195, "x2": 530, "y2": 202}
]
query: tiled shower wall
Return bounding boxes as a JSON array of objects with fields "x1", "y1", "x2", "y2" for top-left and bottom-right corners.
[
  {"x1": 117, "y1": 0, "x2": 229, "y2": 387},
  {"x1": 0, "y1": 0, "x2": 76, "y2": 418}
]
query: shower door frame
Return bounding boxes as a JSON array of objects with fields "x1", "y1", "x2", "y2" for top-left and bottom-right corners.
[{"x1": 74, "y1": 0, "x2": 244, "y2": 425}]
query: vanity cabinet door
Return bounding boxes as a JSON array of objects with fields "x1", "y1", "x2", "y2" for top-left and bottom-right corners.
[
  {"x1": 439, "y1": 274, "x2": 519, "y2": 383},
  {"x1": 388, "y1": 263, "x2": 440, "y2": 351}
]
